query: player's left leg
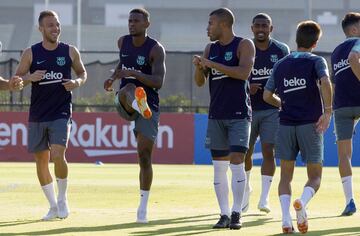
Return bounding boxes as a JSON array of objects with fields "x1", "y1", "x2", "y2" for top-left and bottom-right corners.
[
  {"x1": 49, "y1": 118, "x2": 71, "y2": 219},
  {"x1": 136, "y1": 132, "x2": 154, "y2": 223},
  {"x1": 258, "y1": 142, "x2": 275, "y2": 213}
]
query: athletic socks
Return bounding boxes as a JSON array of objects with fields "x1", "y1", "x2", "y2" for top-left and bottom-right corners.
[
  {"x1": 230, "y1": 163, "x2": 246, "y2": 213},
  {"x1": 300, "y1": 186, "x2": 315, "y2": 207},
  {"x1": 279, "y1": 194, "x2": 292, "y2": 224},
  {"x1": 57, "y1": 178, "x2": 68, "y2": 202},
  {"x1": 41, "y1": 182, "x2": 57, "y2": 208},
  {"x1": 213, "y1": 160, "x2": 230, "y2": 217},
  {"x1": 341, "y1": 176, "x2": 354, "y2": 205},
  {"x1": 138, "y1": 190, "x2": 150, "y2": 211},
  {"x1": 259, "y1": 175, "x2": 273, "y2": 205}
]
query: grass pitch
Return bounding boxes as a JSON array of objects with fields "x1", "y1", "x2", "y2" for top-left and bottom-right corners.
[{"x1": 0, "y1": 163, "x2": 359, "y2": 235}]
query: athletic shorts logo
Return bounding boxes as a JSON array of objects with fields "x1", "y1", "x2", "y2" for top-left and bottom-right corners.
[
  {"x1": 136, "y1": 55, "x2": 145, "y2": 65},
  {"x1": 56, "y1": 57, "x2": 66, "y2": 66},
  {"x1": 270, "y1": 54, "x2": 278, "y2": 63},
  {"x1": 224, "y1": 51, "x2": 233, "y2": 61}
]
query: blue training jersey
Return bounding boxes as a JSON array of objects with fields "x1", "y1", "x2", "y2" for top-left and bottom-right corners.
[
  {"x1": 119, "y1": 35, "x2": 159, "y2": 112},
  {"x1": 29, "y1": 42, "x2": 72, "y2": 122},
  {"x1": 265, "y1": 52, "x2": 329, "y2": 125},
  {"x1": 331, "y1": 37, "x2": 360, "y2": 109},
  {"x1": 207, "y1": 36, "x2": 251, "y2": 120},
  {"x1": 250, "y1": 38, "x2": 290, "y2": 111}
]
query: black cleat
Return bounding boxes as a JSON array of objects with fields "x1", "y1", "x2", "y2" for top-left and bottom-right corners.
[
  {"x1": 212, "y1": 215, "x2": 230, "y2": 229},
  {"x1": 229, "y1": 211, "x2": 242, "y2": 230}
]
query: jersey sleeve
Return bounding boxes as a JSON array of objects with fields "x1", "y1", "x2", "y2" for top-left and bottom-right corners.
[
  {"x1": 314, "y1": 56, "x2": 329, "y2": 80},
  {"x1": 264, "y1": 62, "x2": 278, "y2": 92},
  {"x1": 351, "y1": 39, "x2": 360, "y2": 52}
]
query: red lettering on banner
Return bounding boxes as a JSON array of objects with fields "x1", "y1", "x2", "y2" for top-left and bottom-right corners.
[{"x1": 0, "y1": 112, "x2": 194, "y2": 164}]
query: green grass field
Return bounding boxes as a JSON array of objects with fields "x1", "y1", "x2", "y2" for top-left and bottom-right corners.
[{"x1": 0, "y1": 163, "x2": 359, "y2": 236}]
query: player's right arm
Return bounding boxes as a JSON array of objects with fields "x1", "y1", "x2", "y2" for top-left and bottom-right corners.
[
  {"x1": 263, "y1": 69, "x2": 281, "y2": 108},
  {"x1": 104, "y1": 37, "x2": 124, "y2": 91},
  {"x1": 15, "y1": 48, "x2": 45, "y2": 86},
  {"x1": 193, "y1": 44, "x2": 210, "y2": 87}
]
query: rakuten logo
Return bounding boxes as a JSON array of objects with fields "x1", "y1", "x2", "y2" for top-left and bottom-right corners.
[
  {"x1": 42, "y1": 71, "x2": 63, "y2": 80},
  {"x1": 252, "y1": 67, "x2": 272, "y2": 76},
  {"x1": 333, "y1": 58, "x2": 349, "y2": 71},
  {"x1": 0, "y1": 118, "x2": 174, "y2": 157}
]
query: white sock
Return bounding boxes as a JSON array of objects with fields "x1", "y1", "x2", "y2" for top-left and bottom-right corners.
[
  {"x1": 230, "y1": 163, "x2": 246, "y2": 213},
  {"x1": 131, "y1": 100, "x2": 140, "y2": 113},
  {"x1": 341, "y1": 176, "x2": 353, "y2": 205},
  {"x1": 56, "y1": 178, "x2": 68, "y2": 203},
  {"x1": 259, "y1": 175, "x2": 273, "y2": 205},
  {"x1": 41, "y1": 182, "x2": 57, "y2": 208},
  {"x1": 138, "y1": 190, "x2": 150, "y2": 212},
  {"x1": 213, "y1": 160, "x2": 230, "y2": 217},
  {"x1": 279, "y1": 194, "x2": 292, "y2": 225},
  {"x1": 300, "y1": 186, "x2": 315, "y2": 207},
  {"x1": 245, "y1": 170, "x2": 251, "y2": 190}
]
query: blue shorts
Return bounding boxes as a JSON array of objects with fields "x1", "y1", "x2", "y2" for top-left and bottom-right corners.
[
  {"x1": 205, "y1": 118, "x2": 251, "y2": 154},
  {"x1": 114, "y1": 94, "x2": 159, "y2": 142},
  {"x1": 333, "y1": 107, "x2": 360, "y2": 141},
  {"x1": 249, "y1": 109, "x2": 279, "y2": 146},
  {"x1": 28, "y1": 118, "x2": 71, "y2": 153},
  {"x1": 275, "y1": 123, "x2": 323, "y2": 164}
]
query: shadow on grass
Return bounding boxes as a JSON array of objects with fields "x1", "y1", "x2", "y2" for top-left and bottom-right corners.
[{"x1": 0, "y1": 220, "x2": 42, "y2": 227}]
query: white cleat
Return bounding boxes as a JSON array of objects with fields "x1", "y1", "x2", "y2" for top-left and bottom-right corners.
[
  {"x1": 136, "y1": 209, "x2": 148, "y2": 224},
  {"x1": 258, "y1": 202, "x2": 271, "y2": 213},
  {"x1": 57, "y1": 200, "x2": 70, "y2": 219},
  {"x1": 42, "y1": 207, "x2": 58, "y2": 221},
  {"x1": 293, "y1": 199, "x2": 308, "y2": 234},
  {"x1": 241, "y1": 186, "x2": 252, "y2": 213}
]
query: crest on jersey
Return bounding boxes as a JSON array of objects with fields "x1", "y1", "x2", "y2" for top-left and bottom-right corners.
[
  {"x1": 137, "y1": 55, "x2": 145, "y2": 65},
  {"x1": 56, "y1": 57, "x2": 66, "y2": 66},
  {"x1": 270, "y1": 54, "x2": 278, "y2": 63},
  {"x1": 224, "y1": 51, "x2": 233, "y2": 61}
]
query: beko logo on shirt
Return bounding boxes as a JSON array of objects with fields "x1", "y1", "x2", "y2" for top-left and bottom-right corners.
[
  {"x1": 252, "y1": 67, "x2": 273, "y2": 76},
  {"x1": 42, "y1": 71, "x2": 63, "y2": 80},
  {"x1": 211, "y1": 68, "x2": 227, "y2": 80},
  {"x1": 333, "y1": 58, "x2": 349, "y2": 71},
  {"x1": 283, "y1": 77, "x2": 307, "y2": 93}
]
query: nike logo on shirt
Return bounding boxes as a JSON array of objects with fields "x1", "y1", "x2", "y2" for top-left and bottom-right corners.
[{"x1": 36, "y1": 60, "x2": 46, "y2": 64}]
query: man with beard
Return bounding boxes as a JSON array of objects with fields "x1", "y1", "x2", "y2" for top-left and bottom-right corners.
[
  {"x1": 103, "y1": 8, "x2": 166, "y2": 224},
  {"x1": 242, "y1": 13, "x2": 290, "y2": 214}
]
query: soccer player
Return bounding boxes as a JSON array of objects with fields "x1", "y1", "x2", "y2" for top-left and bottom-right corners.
[
  {"x1": 193, "y1": 8, "x2": 255, "y2": 230},
  {"x1": 331, "y1": 12, "x2": 360, "y2": 216},
  {"x1": 15, "y1": 10, "x2": 87, "y2": 220},
  {"x1": 242, "y1": 13, "x2": 290, "y2": 214},
  {"x1": 263, "y1": 20, "x2": 332, "y2": 234},
  {"x1": 103, "y1": 8, "x2": 165, "y2": 223}
]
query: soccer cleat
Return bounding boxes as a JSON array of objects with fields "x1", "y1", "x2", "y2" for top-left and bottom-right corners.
[
  {"x1": 135, "y1": 87, "x2": 152, "y2": 119},
  {"x1": 57, "y1": 200, "x2": 70, "y2": 219},
  {"x1": 241, "y1": 186, "x2": 252, "y2": 213},
  {"x1": 212, "y1": 215, "x2": 230, "y2": 229},
  {"x1": 341, "y1": 199, "x2": 357, "y2": 216},
  {"x1": 136, "y1": 209, "x2": 148, "y2": 224},
  {"x1": 282, "y1": 224, "x2": 295, "y2": 234},
  {"x1": 258, "y1": 202, "x2": 271, "y2": 213},
  {"x1": 229, "y1": 211, "x2": 242, "y2": 230},
  {"x1": 42, "y1": 207, "x2": 58, "y2": 221},
  {"x1": 293, "y1": 199, "x2": 308, "y2": 234}
]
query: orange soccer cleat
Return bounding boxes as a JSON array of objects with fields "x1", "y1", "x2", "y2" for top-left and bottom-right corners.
[
  {"x1": 293, "y1": 199, "x2": 308, "y2": 234},
  {"x1": 135, "y1": 87, "x2": 152, "y2": 119}
]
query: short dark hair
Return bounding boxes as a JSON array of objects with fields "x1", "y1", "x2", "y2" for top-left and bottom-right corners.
[
  {"x1": 342, "y1": 12, "x2": 360, "y2": 33},
  {"x1": 130, "y1": 8, "x2": 150, "y2": 21},
  {"x1": 252, "y1": 13, "x2": 272, "y2": 24},
  {"x1": 209, "y1": 8, "x2": 234, "y2": 27},
  {"x1": 38, "y1": 10, "x2": 58, "y2": 25},
  {"x1": 296, "y1": 20, "x2": 322, "y2": 48}
]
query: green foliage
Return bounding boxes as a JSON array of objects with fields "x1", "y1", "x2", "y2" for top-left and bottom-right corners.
[{"x1": 160, "y1": 94, "x2": 191, "y2": 106}]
